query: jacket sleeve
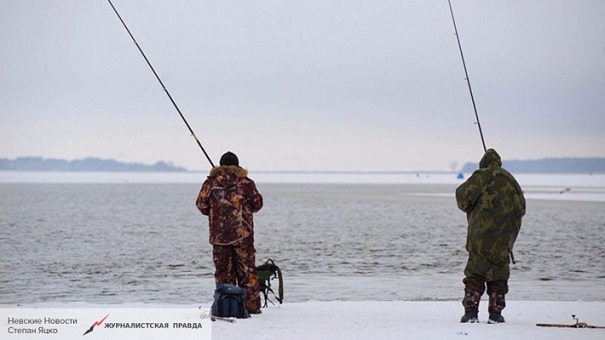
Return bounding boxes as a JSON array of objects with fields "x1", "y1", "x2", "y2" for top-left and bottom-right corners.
[
  {"x1": 246, "y1": 181, "x2": 263, "y2": 213},
  {"x1": 196, "y1": 180, "x2": 211, "y2": 216},
  {"x1": 519, "y1": 193, "x2": 526, "y2": 217},
  {"x1": 516, "y1": 182, "x2": 527, "y2": 218},
  {"x1": 456, "y1": 171, "x2": 484, "y2": 213}
]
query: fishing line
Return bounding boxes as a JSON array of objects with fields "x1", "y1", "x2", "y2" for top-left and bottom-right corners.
[
  {"x1": 447, "y1": 0, "x2": 487, "y2": 152},
  {"x1": 106, "y1": 0, "x2": 215, "y2": 167}
]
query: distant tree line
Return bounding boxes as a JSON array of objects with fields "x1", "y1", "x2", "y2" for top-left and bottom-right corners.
[
  {"x1": 461, "y1": 157, "x2": 605, "y2": 174},
  {"x1": 0, "y1": 157, "x2": 187, "y2": 172}
]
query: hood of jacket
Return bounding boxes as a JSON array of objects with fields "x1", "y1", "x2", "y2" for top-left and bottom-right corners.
[
  {"x1": 208, "y1": 165, "x2": 248, "y2": 185},
  {"x1": 479, "y1": 148, "x2": 502, "y2": 169}
]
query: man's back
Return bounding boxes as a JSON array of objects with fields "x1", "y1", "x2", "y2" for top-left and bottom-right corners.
[
  {"x1": 197, "y1": 165, "x2": 263, "y2": 246},
  {"x1": 456, "y1": 149, "x2": 525, "y2": 263}
]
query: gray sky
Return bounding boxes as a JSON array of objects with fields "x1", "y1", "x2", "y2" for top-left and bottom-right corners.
[{"x1": 1, "y1": 0, "x2": 604, "y2": 172}]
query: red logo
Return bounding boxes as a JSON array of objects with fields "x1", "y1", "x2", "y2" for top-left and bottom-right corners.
[{"x1": 83, "y1": 314, "x2": 110, "y2": 336}]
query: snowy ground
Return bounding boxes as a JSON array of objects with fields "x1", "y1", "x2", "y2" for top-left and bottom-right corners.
[
  {"x1": 2, "y1": 300, "x2": 603, "y2": 339},
  {"x1": 212, "y1": 300, "x2": 605, "y2": 340}
]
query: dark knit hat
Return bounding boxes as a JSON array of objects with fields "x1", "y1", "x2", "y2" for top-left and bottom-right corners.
[{"x1": 219, "y1": 151, "x2": 239, "y2": 166}]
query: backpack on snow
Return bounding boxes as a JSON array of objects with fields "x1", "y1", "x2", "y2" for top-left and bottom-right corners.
[
  {"x1": 211, "y1": 283, "x2": 250, "y2": 319},
  {"x1": 256, "y1": 259, "x2": 284, "y2": 307}
]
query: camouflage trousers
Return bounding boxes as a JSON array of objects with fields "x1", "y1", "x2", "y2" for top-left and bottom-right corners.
[
  {"x1": 464, "y1": 252, "x2": 510, "y2": 282},
  {"x1": 462, "y1": 253, "x2": 509, "y2": 314},
  {"x1": 212, "y1": 244, "x2": 261, "y2": 312}
]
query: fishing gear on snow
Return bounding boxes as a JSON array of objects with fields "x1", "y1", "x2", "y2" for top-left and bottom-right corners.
[
  {"x1": 106, "y1": 0, "x2": 215, "y2": 167},
  {"x1": 210, "y1": 283, "x2": 250, "y2": 319},
  {"x1": 257, "y1": 259, "x2": 284, "y2": 307},
  {"x1": 537, "y1": 315, "x2": 605, "y2": 329}
]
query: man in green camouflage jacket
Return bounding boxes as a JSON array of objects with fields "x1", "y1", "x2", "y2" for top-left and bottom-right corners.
[
  {"x1": 456, "y1": 148, "x2": 526, "y2": 324},
  {"x1": 196, "y1": 151, "x2": 264, "y2": 314}
]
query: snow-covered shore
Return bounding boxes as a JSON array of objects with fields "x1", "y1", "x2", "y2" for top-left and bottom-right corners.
[
  {"x1": 213, "y1": 300, "x2": 604, "y2": 340},
  {"x1": 2, "y1": 300, "x2": 603, "y2": 339}
]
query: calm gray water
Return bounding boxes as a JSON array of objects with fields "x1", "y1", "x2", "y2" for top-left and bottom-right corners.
[{"x1": 1, "y1": 182, "x2": 604, "y2": 305}]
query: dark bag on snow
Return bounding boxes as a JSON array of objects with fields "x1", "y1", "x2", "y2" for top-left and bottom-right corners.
[
  {"x1": 211, "y1": 283, "x2": 250, "y2": 319},
  {"x1": 257, "y1": 259, "x2": 284, "y2": 307}
]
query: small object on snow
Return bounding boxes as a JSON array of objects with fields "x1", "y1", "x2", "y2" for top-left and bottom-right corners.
[
  {"x1": 536, "y1": 314, "x2": 605, "y2": 328},
  {"x1": 199, "y1": 308, "x2": 236, "y2": 323},
  {"x1": 456, "y1": 331, "x2": 469, "y2": 335},
  {"x1": 210, "y1": 315, "x2": 236, "y2": 323}
]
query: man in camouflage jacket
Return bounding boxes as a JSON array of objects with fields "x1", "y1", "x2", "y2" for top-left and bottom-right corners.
[
  {"x1": 196, "y1": 151, "x2": 264, "y2": 314},
  {"x1": 455, "y1": 148, "x2": 525, "y2": 324}
]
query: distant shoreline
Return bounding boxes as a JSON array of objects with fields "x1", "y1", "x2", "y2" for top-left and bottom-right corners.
[
  {"x1": 461, "y1": 157, "x2": 605, "y2": 174},
  {"x1": 2, "y1": 156, "x2": 605, "y2": 173},
  {"x1": 0, "y1": 157, "x2": 187, "y2": 172}
]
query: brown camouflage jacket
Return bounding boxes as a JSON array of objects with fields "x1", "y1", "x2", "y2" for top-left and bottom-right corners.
[
  {"x1": 456, "y1": 149, "x2": 526, "y2": 264},
  {"x1": 196, "y1": 165, "x2": 263, "y2": 246}
]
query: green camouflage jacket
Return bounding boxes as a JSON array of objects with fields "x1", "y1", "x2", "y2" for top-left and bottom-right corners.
[
  {"x1": 456, "y1": 149, "x2": 526, "y2": 264},
  {"x1": 196, "y1": 165, "x2": 263, "y2": 246}
]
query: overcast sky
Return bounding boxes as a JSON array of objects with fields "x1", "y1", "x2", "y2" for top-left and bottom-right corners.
[{"x1": 1, "y1": 0, "x2": 603, "y2": 172}]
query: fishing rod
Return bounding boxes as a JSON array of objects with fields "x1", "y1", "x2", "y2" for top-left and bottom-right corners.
[
  {"x1": 106, "y1": 0, "x2": 215, "y2": 167},
  {"x1": 447, "y1": 0, "x2": 487, "y2": 152},
  {"x1": 537, "y1": 314, "x2": 605, "y2": 329}
]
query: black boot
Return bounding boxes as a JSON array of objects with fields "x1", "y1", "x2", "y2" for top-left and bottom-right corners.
[
  {"x1": 460, "y1": 289, "x2": 481, "y2": 323},
  {"x1": 487, "y1": 292, "x2": 506, "y2": 324},
  {"x1": 488, "y1": 313, "x2": 505, "y2": 324},
  {"x1": 460, "y1": 311, "x2": 479, "y2": 323}
]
